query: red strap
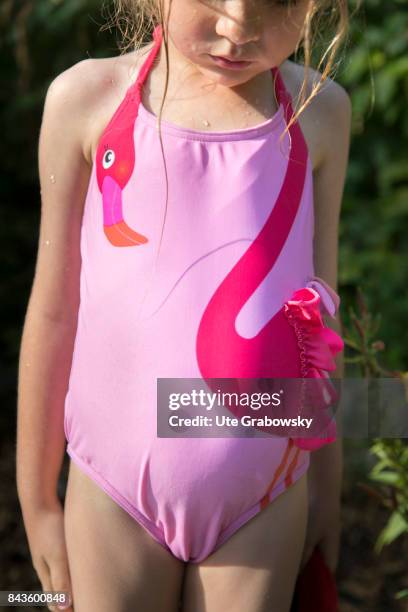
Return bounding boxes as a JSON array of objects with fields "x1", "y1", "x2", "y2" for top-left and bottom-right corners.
[{"x1": 125, "y1": 23, "x2": 162, "y2": 98}]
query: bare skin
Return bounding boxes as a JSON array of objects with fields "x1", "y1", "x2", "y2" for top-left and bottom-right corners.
[
  {"x1": 64, "y1": 461, "x2": 185, "y2": 612},
  {"x1": 64, "y1": 459, "x2": 307, "y2": 612},
  {"x1": 181, "y1": 472, "x2": 308, "y2": 612}
]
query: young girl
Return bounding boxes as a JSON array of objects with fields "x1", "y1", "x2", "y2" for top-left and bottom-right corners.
[{"x1": 17, "y1": 0, "x2": 351, "y2": 610}]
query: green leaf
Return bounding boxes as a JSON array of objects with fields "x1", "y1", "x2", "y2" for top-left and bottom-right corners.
[
  {"x1": 369, "y1": 471, "x2": 399, "y2": 485},
  {"x1": 374, "y1": 511, "x2": 408, "y2": 553}
]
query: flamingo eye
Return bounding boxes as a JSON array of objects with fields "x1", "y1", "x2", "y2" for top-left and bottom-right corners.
[{"x1": 102, "y1": 149, "x2": 115, "y2": 169}]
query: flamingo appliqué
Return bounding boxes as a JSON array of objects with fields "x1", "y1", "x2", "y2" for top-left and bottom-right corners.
[
  {"x1": 195, "y1": 70, "x2": 344, "y2": 451},
  {"x1": 95, "y1": 25, "x2": 162, "y2": 246}
]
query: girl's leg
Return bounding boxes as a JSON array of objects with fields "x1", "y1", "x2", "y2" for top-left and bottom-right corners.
[
  {"x1": 181, "y1": 472, "x2": 308, "y2": 612},
  {"x1": 64, "y1": 459, "x2": 185, "y2": 612}
]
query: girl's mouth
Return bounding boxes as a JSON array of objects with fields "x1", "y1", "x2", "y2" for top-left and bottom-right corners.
[{"x1": 209, "y1": 55, "x2": 253, "y2": 70}]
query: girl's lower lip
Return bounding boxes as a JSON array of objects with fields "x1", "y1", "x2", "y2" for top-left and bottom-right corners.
[{"x1": 209, "y1": 55, "x2": 252, "y2": 70}]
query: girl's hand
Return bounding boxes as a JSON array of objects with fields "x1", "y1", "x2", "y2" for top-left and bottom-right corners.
[
  {"x1": 22, "y1": 500, "x2": 73, "y2": 611},
  {"x1": 299, "y1": 488, "x2": 341, "y2": 574}
]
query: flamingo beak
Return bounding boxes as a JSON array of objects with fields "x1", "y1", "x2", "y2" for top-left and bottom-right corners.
[{"x1": 102, "y1": 175, "x2": 148, "y2": 247}]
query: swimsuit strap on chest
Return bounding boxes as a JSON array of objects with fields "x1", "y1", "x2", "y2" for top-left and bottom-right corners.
[
  {"x1": 271, "y1": 65, "x2": 293, "y2": 116},
  {"x1": 132, "y1": 23, "x2": 163, "y2": 93}
]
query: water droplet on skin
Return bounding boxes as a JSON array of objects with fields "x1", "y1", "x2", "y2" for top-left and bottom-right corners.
[
  {"x1": 50, "y1": 174, "x2": 56, "y2": 183},
  {"x1": 203, "y1": 120, "x2": 210, "y2": 127},
  {"x1": 45, "y1": 240, "x2": 50, "y2": 246},
  {"x1": 25, "y1": 362, "x2": 30, "y2": 367}
]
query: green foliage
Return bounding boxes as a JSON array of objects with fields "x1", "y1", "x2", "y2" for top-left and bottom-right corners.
[
  {"x1": 369, "y1": 440, "x2": 408, "y2": 555},
  {"x1": 337, "y1": 0, "x2": 408, "y2": 370},
  {"x1": 395, "y1": 588, "x2": 408, "y2": 600},
  {"x1": 342, "y1": 286, "x2": 408, "y2": 600},
  {"x1": 343, "y1": 287, "x2": 387, "y2": 377}
]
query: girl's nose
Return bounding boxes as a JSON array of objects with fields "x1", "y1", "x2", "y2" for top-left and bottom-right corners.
[{"x1": 215, "y1": 0, "x2": 262, "y2": 46}]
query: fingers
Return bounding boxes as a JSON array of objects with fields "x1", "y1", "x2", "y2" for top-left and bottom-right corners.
[
  {"x1": 49, "y1": 556, "x2": 74, "y2": 611},
  {"x1": 33, "y1": 556, "x2": 56, "y2": 611},
  {"x1": 33, "y1": 555, "x2": 74, "y2": 612}
]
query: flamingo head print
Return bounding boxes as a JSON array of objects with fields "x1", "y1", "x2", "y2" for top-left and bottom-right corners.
[{"x1": 95, "y1": 102, "x2": 148, "y2": 247}]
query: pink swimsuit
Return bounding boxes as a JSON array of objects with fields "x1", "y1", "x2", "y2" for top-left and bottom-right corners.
[{"x1": 64, "y1": 24, "x2": 344, "y2": 563}]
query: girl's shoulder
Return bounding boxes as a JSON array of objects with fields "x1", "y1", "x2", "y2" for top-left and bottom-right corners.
[
  {"x1": 48, "y1": 47, "x2": 148, "y2": 165},
  {"x1": 280, "y1": 59, "x2": 352, "y2": 171}
]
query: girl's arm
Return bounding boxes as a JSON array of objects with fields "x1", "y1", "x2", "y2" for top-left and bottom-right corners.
[
  {"x1": 300, "y1": 77, "x2": 352, "y2": 572},
  {"x1": 16, "y1": 59, "x2": 96, "y2": 608}
]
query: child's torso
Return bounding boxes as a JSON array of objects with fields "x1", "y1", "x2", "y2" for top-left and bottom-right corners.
[
  {"x1": 65, "y1": 23, "x2": 320, "y2": 438},
  {"x1": 63, "y1": 29, "x2": 344, "y2": 559},
  {"x1": 73, "y1": 25, "x2": 314, "y2": 373}
]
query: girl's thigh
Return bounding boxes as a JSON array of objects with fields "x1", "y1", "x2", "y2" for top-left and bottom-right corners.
[
  {"x1": 181, "y1": 472, "x2": 308, "y2": 612},
  {"x1": 64, "y1": 459, "x2": 185, "y2": 612}
]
